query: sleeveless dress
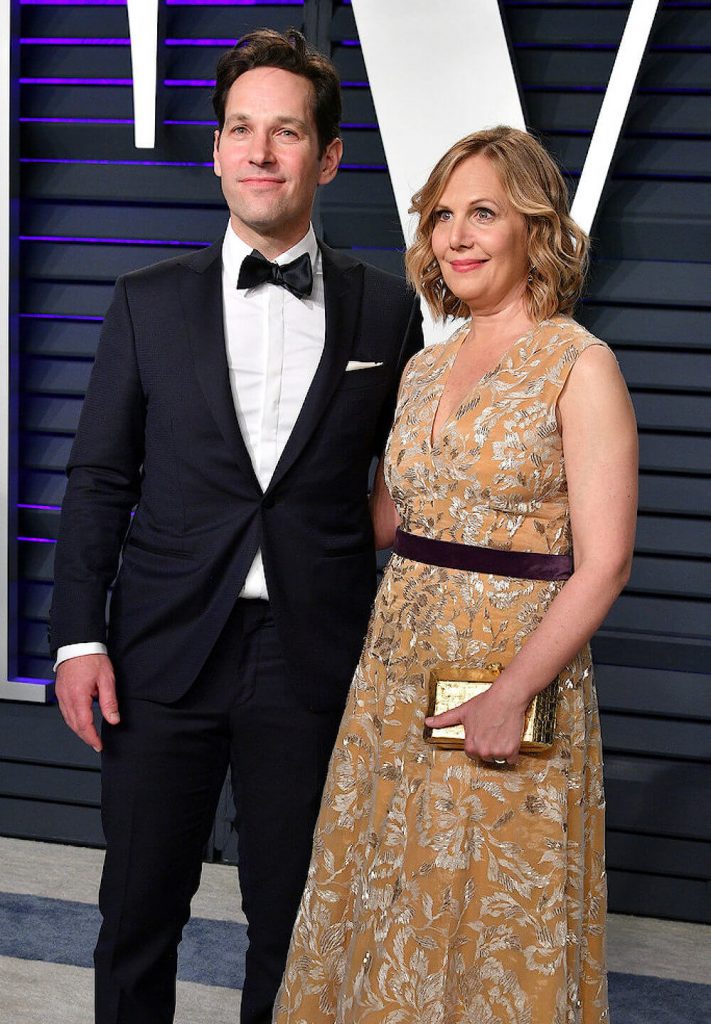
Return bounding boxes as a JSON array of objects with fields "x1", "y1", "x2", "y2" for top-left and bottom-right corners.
[{"x1": 273, "y1": 315, "x2": 610, "y2": 1024}]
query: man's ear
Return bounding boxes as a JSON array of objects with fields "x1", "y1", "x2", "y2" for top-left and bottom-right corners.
[
  {"x1": 318, "y1": 137, "x2": 343, "y2": 186},
  {"x1": 213, "y1": 129, "x2": 222, "y2": 177}
]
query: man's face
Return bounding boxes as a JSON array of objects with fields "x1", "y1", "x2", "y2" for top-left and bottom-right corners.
[{"x1": 213, "y1": 66, "x2": 342, "y2": 254}]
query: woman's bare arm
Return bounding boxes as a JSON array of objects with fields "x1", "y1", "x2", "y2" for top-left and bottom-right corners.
[
  {"x1": 370, "y1": 455, "x2": 401, "y2": 549},
  {"x1": 426, "y1": 344, "x2": 638, "y2": 762}
]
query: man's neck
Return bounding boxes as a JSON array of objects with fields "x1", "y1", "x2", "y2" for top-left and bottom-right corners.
[{"x1": 228, "y1": 217, "x2": 312, "y2": 261}]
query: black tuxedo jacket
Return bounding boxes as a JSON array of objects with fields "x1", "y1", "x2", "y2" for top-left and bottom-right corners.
[{"x1": 49, "y1": 239, "x2": 423, "y2": 709}]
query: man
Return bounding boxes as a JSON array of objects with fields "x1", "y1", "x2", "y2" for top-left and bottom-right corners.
[{"x1": 49, "y1": 28, "x2": 422, "y2": 1024}]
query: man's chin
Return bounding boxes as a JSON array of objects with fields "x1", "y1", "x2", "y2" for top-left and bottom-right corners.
[{"x1": 233, "y1": 206, "x2": 287, "y2": 236}]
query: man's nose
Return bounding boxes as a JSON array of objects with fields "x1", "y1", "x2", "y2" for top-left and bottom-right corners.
[{"x1": 248, "y1": 131, "x2": 275, "y2": 165}]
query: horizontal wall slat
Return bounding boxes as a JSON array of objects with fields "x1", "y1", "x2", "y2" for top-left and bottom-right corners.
[
  {"x1": 596, "y1": 664, "x2": 711, "y2": 721},
  {"x1": 635, "y1": 515, "x2": 711, "y2": 559},
  {"x1": 22, "y1": 434, "x2": 74, "y2": 472},
  {"x1": 619, "y1": 354, "x2": 711, "y2": 394},
  {"x1": 22, "y1": 201, "x2": 226, "y2": 242},
  {"x1": 22, "y1": 397, "x2": 83, "y2": 434},
  {"x1": 593, "y1": 633, "x2": 711, "y2": 676},
  {"x1": 22, "y1": 241, "x2": 203, "y2": 284},
  {"x1": 23, "y1": 357, "x2": 92, "y2": 396},
  {"x1": 23, "y1": 283, "x2": 117, "y2": 318},
  {"x1": 601, "y1": 714, "x2": 711, "y2": 762},
  {"x1": 0, "y1": 797, "x2": 104, "y2": 846},
  {"x1": 0, "y1": 762, "x2": 100, "y2": 806},
  {"x1": 0, "y1": 704, "x2": 99, "y2": 768},
  {"x1": 638, "y1": 433, "x2": 711, "y2": 474},
  {"x1": 607, "y1": 870, "x2": 710, "y2": 924},
  {"x1": 632, "y1": 395, "x2": 710, "y2": 433},
  {"x1": 605, "y1": 754, "x2": 711, "y2": 841},
  {"x1": 627, "y1": 556, "x2": 711, "y2": 600},
  {"x1": 603, "y1": 593, "x2": 709, "y2": 637},
  {"x1": 23, "y1": 319, "x2": 101, "y2": 358},
  {"x1": 19, "y1": 470, "x2": 68, "y2": 507},
  {"x1": 606, "y1": 831, "x2": 711, "y2": 882},
  {"x1": 20, "y1": 582, "x2": 54, "y2": 622},
  {"x1": 580, "y1": 305, "x2": 711, "y2": 351},
  {"x1": 588, "y1": 260, "x2": 711, "y2": 309}
]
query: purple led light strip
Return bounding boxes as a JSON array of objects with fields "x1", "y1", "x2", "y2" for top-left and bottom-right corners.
[
  {"x1": 21, "y1": 117, "x2": 135, "y2": 125},
  {"x1": 21, "y1": 234, "x2": 208, "y2": 247},
  {"x1": 165, "y1": 1, "x2": 302, "y2": 5},
  {"x1": 17, "y1": 536, "x2": 56, "y2": 544},
  {"x1": 18, "y1": 504, "x2": 62, "y2": 512},
  {"x1": 165, "y1": 79, "x2": 215, "y2": 87},
  {"x1": 21, "y1": 157, "x2": 211, "y2": 167},
  {"x1": 21, "y1": 38, "x2": 131, "y2": 45},
  {"x1": 19, "y1": 0, "x2": 302, "y2": 5},
  {"x1": 20, "y1": 1, "x2": 127, "y2": 5},
  {"x1": 20, "y1": 77, "x2": 134, "y2": 86},
  {"x1": 165, "y1": 39, "x2": 237, "y2": 46},
  {"x1": 20, "y1": 313, "x2": 104, "y2": 321}
]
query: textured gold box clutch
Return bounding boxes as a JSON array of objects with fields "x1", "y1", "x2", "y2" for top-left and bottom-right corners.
[{"x1": 423, "y1": 662, "x2": 558, "y2": 752}]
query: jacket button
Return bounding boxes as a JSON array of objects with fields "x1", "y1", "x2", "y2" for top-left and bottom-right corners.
[{"x1": 262, "y1": 495, "x2": 275, "y2": 509}]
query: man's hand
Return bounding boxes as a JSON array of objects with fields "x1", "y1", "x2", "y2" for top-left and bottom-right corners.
[{"x1": 55, "y1": 654, "x2": 119, "y2": 752}]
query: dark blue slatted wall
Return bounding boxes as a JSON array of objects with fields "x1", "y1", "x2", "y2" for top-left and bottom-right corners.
[{"x1": 3, "y1": 0, "x2": 710, "y2": 922}]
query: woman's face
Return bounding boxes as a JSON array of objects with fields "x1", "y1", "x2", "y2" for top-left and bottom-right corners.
[{"x1": 431, "y1": 153, "x2": 530, "y2": 317}]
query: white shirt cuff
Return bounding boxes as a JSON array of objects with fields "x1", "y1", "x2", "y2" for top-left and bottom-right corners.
[{"x1": 54, "y1": 642, "x2": 108, "y2": 671}]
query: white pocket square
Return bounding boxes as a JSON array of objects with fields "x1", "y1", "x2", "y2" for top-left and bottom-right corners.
[{"x1": 345, "y1": 360, "x2": 384, "y2": 371}]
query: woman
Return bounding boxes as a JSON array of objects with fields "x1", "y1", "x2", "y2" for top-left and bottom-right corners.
[{"x1": 274, "y1": 127, "x2": 637, "y2": 1023}]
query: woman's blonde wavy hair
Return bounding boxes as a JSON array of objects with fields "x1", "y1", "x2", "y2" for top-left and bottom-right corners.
[{"x1": 405, "y1": 126, "x2": 589, "y2": 323}]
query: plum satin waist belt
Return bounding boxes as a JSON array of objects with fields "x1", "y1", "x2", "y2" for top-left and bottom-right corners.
[{"x1": 393, "y1": 528, "x2": 573, "y2": 582}]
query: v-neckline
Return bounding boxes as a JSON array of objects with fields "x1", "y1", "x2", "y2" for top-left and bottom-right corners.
[{"x1": 428, "y1": 321, "x2": 540, "y2": 449}]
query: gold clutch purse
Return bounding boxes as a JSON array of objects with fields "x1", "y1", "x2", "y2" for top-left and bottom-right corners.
[{"x1": 423, "y1": 662, "x2": 558, "y2": 752}]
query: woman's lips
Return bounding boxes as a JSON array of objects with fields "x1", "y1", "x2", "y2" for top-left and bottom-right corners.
[{"x1": 449, "y1": 259, "x2": 488, "y2": 272}]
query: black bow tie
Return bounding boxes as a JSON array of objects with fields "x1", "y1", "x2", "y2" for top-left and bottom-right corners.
[{"x1": 237, "y1": 249, "x2": 313, "y2": 299}]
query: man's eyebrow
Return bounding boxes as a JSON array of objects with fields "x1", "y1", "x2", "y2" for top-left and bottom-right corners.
[{"x1": 224, "y1": 113, "x2": 310, "y2": 131}]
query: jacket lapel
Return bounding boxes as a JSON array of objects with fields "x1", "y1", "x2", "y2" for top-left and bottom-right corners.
[
  {"x1": 178, "y1": 241, "x2": 261, "y2": 489},
  {"x1": 267, "y1": 244, "x2": 365, "y2": 492}
]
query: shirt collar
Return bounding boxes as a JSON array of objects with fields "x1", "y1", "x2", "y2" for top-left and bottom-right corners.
[{"x1": 222, "y1": 222, "x2": 320, "y2": 286}]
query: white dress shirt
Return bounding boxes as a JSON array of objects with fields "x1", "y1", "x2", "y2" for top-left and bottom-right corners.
[{"x1": 56, "y1": 222, "x2": 326, "y2": 667}]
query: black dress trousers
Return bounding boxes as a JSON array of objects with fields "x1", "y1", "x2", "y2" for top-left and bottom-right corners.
[{"x1": 94, "y1": 599, "x2": 343, "y2": 1024}]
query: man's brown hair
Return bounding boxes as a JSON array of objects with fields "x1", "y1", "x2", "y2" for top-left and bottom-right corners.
[{"x1": 212, "y1": 28, "x2": 342, "y2": 155}]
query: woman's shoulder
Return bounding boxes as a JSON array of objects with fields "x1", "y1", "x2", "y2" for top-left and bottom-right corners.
[
  {"x1": 532, "y1": 315, "x2": 620, "y2": 391},
  {"x1": 539, "y1": 314, "x2": 610, "y2": 357}
]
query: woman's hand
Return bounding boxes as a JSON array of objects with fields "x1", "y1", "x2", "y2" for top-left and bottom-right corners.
[{"x1": 425, "y1": 681, "x2": 529, "y2": 766}]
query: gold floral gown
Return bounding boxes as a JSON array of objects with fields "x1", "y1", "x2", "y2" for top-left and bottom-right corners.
[{"x1": 274, "y1": 316, "x2": 610, "y2": 1024}]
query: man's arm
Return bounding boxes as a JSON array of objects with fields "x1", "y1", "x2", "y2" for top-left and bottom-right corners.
[{"x1": 50, "y1": 275, "x2": 146, "y2": 749}]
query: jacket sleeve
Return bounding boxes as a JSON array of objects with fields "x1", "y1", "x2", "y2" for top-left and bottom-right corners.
[
  {"x1": 48, "y1": 276, "x2": 146, "y2": 655},
  {"x1": 372, "y1": 292, "x2": 424, "y2": 457}
]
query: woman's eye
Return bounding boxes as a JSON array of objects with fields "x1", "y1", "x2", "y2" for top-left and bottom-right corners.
[
  {"x1": 434, "y1": 210, "x2": 451, "y2": 222},
  {"x1": 475, "y1": 208, "x2": 494, "y2": 221}
]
